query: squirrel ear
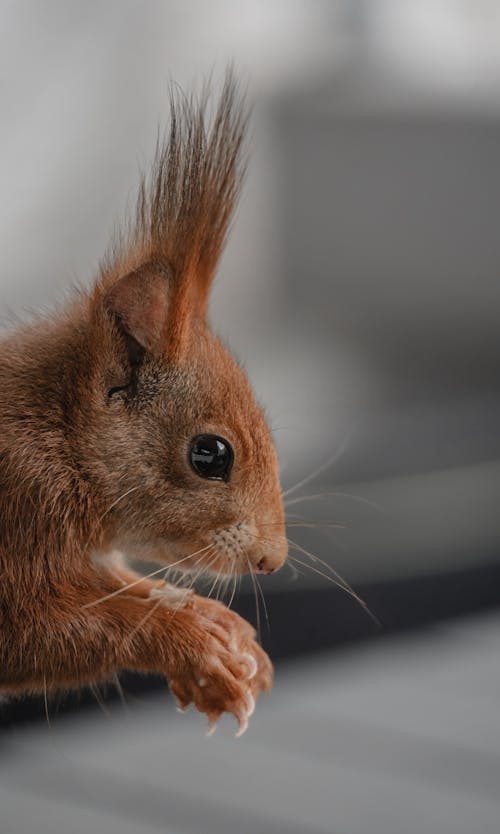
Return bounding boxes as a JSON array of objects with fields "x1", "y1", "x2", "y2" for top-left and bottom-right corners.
[{"x1": 104, "y1": 261, "x2": 171, "y2": 354}]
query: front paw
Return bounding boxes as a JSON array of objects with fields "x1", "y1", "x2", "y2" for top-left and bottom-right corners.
[
  {"x1": 193, "y1": 596, "x2": 273, "y2": 697},
  {"x1": 168, "y1": 598, "x2": 272, "y2": 735}
]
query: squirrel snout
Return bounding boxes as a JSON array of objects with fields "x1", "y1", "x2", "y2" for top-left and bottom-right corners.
[
  {"x1": 256, "y1": 556, "x2": 275, "y2": 574},
  {"x1": 254, "y1": 538, "x2": 288, "y2": 575},
  {"x1": 213, "y1": 522, "x2": 287, "y2": 575}
]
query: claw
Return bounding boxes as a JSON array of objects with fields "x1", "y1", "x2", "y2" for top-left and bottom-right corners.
[
  {"x1": 235, "y1": 714, "x2": 249, "y2": 738},
  {"x1": 234, "y1": 690, "x2": 255, "y2": 738},
  {"x1": 244, "y1": 691, "x2": 255, "y2": 718},
  {"x1": 206, "y1": 718, "x2": 218, "y2": 737},
  {"x1": 242, "y1": 652, "x2": 258, "y2": 681}
]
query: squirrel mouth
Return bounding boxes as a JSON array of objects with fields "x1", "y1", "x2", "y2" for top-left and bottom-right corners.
[{"x1": 140, "y1": 520, "x2": 286, "y2": 579}]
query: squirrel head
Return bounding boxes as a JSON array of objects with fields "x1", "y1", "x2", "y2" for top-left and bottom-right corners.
[{"x1": 74, "y1": 73, "x2": 287, "y2": 578}]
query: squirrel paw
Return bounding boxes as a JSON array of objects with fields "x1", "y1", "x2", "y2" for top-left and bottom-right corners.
[{"x1": 168, "y1": 597, "x2": 272, "y2": 736}]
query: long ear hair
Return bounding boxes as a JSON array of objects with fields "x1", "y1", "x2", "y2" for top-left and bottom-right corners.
[{"x1": 101, "y1": 69, "x2": 249, "y2": 318}]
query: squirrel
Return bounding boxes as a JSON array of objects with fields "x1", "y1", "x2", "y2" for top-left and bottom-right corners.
[{"x1": 0, "y1": 71, "x2": 287, "y2": 736}]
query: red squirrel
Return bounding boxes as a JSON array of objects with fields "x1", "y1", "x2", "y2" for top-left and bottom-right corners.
[{"x1": 0, "y1": 72, "x2": 287, "y2": 735}]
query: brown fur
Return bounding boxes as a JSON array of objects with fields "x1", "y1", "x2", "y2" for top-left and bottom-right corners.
[{"x1": 0, "y1": 72, "x2": 286, "y2": 732}]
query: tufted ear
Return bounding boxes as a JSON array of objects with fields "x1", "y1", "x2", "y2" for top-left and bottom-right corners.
[
  {"x1": 101, "y1": 72, "x2": 247, "y2": 353},
  {"x1": 104, "y1": 261, "x2": 171, "y2": 355}
]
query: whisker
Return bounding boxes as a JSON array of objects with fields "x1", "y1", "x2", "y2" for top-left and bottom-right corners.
[
  {"x1": 82, "y1": 563, "x2": 173, "y2": 609},
  {"x1": 215, "y1": 572, "x2": 228, "y2": 601},
  {"x1": 43, "y1": 675, "x2": 51, "y2": 730},
  {"x1": 282, "y1": 433, "x2": 352, "y2": 499},
  {"x1": 196, "y1": 553, "x2": 219, "y2": 588},
  {"x1": 253, "y1": 571, "x2": 270, "y2": 636},
  {"x1": 287, "y1": 552, "x2": 344, "y2": 590},
  {"x1": 239, "y1": 522, "x2": 377, "y2": 624},
  {"x1": 287, "y1": 550, "x2": 379, "y2": 627},
  {"x1": 85, "y1": 486, "x2": 140, "y2": 548},
  {"x1": 246, "y1": 555, "x2": 261, "y2": 643},
  {"x1": 89, "y1": 683, "x2": 111, "y2": 717},
  {"x1": 170, "y1": 554, "x2": 219, "y2": 616},
  {"x1": 285, "y1": 491, "x2": 382, "y2": 512},
  {"x1": 238, "y1": 528, "x2": 376, "y2": 623},
  {"x1": 174, "y1": 551, "x2": 218, "y2": 595},
  {"x1": 127, "y1": 594, "x2": 167, "y2": 642},
  {"x1": 226, "y1": 568, "x2": 238, "y2": 609},
  {"x1": 82, "y1": 543, "x2": 215, "y2": 609},
  {"x1": 285, "y1": 559, "x2": 301, "y2": 581},
  {"x1": 170, "y1": 547, "x2": 217, "y2": 588},
  {"x1": 200, "y1": 553, "x2": 219, "y2": 575},
  {"x1": 227, "y1": 573, "x2": 234, "y2": 601},
  {"x1": 257, "y1": 519, "x2": 347, "y2": 529},
  {"x1": 286, "y1": 521, "x2": 346, "y2": 529},
  {"x1": 134, "y1": 552, "x2": 220, "y2": 633},
  {"x1": 206, "y1": 565, "x2": 224, "y2": 601},
  {"x1": 286, "y1": 536, "x2": 353, "y2": 591},
  {"x1": 113, "y1": 674, "x2": 130, "y2": 714},
  {"x1": 220, "y1": 574, "x2": 233, "y2": 601},
  {"x1": 287, "y1": 535, "x2": 351, "y2": 589}
]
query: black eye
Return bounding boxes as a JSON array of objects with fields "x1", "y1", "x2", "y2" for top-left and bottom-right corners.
[{"x1": 189, "y1": 434, "x2": 234, "y2": 482}]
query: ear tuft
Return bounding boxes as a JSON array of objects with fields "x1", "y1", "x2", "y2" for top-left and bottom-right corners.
[
  {"x1": 104, "y1": 261, "x2": 171, "y2": 354},
  {"x1": 102, "y1": 70, "x2": 248, "y2": 319}
]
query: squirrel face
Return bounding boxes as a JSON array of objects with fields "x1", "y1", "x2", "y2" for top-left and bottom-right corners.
[
  {"x1": 0, "y1": 76, "x2": 286, "y2": 582},
  {"x1": 66, "y1": 75, "x2": 288, "y2": 580},
  {"x1": 80, "y1": 303, "x2": 286, "y2": 577}
]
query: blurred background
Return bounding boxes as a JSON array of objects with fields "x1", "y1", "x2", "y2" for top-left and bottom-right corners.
[{"x1": 2, "y1": 1, "x2": 500, "y2": 832}]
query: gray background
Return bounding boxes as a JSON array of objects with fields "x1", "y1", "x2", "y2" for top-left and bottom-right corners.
[{"x1": 2, "y1": 3, "x2": 500, "y2": 832}]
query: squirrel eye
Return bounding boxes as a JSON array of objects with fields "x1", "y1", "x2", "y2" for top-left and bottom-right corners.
[{"x1": 189, "y1": 435, "x2": 234, "y2": 482}]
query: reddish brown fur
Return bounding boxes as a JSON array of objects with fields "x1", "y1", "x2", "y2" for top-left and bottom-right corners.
[{"x1": 0, "y1": 72, "x2": 286, "y2": 731}]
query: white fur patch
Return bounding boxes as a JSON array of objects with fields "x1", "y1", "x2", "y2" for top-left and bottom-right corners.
[{"x1": 149, "y1": 585, "x2": 193, "y2": 607}]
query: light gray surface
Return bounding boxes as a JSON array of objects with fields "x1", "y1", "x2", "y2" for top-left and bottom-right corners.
[{"x1": 2, "y1": 611, "x2": 500, "y2": 833}]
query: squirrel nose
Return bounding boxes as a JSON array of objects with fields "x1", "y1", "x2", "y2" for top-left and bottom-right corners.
[
  {"x1": 256, "y1": 557, "x2": 272, "y2": 574},
  {"x1": 254, "y1": 540, "x2": 287, "y2": 575}
]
